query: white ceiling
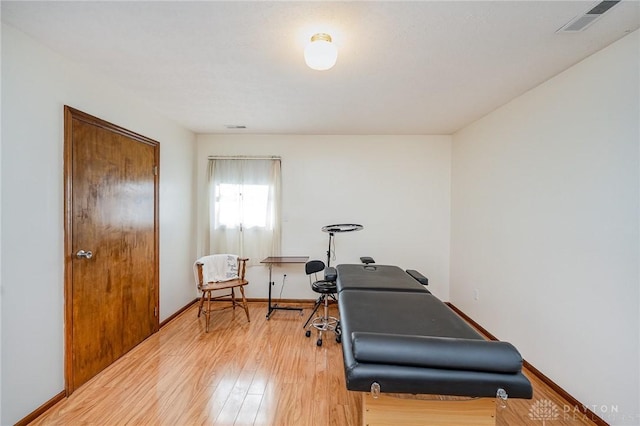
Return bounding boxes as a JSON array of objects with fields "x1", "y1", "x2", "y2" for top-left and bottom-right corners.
[{"x1": 2, "y1": 1, "x2": 639, "y2": 135}]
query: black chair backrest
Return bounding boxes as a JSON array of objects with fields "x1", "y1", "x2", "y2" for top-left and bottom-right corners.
[{"x1": 305, "y1": 260, "x2": 325, "y2": 275}]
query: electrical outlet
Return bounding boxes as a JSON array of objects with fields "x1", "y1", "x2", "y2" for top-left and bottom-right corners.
[{"x1": 473, "y1": 289, "x2": 480, "y2": 301}]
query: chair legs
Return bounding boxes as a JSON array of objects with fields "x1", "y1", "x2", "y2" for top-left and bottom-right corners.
[
  {"x1": 238, "y1": 286, "x2": 250, "y2": 322},
  {"x1": 304, "y1": 294, "x2": 340, "y2": 346},
  {"x1": 198, "y1": 286, "x2": 250, "y2": 332},
  {"x1": 198, "y1": 289, "x2": 213, "y2": 333},
  {"x1": 198, "y1": 291, "x2": 206, "y2": 318}
]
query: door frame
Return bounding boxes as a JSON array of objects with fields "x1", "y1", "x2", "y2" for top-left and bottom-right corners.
[{"x1": 63, "y1": 106, "x2": 160, "y2": 395}]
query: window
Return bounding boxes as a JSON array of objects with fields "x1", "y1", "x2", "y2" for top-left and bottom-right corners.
[
  {"x1": 206, "y1": 158, "x2": 281, "y2": 264},
  {"x1": 216, "y1": 183, "x2": 270, "y2": 229}
]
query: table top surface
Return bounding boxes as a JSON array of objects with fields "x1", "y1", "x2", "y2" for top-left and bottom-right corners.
[{"x1": 261, "y1": 256, "x2": 309, "y2": 264}]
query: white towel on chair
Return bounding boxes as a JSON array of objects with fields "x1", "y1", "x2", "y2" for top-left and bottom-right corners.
[{"x1": 197, "y1": 254, "x2": 239, "y2": 283}]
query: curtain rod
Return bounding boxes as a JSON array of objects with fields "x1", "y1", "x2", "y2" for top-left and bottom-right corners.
[{"x1": 208, "y1": 155, "x2": 281, "y2": 160}]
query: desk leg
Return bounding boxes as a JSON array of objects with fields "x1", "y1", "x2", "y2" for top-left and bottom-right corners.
[
  {"x1": 266, "y1": 264, "x2": 274, "y2": 318},
  {"x1": 266, "y1": 263, "x2": 304, "y2": 320}
]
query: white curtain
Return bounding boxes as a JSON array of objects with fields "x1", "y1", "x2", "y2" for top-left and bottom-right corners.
[{"x1": 206, "y1": 158, "x2": 281, "y2": 266}]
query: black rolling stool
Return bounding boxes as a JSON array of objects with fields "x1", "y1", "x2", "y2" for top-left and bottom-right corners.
[{"x1": 303, "y1": 260, "x2": 341, "y2": 346}]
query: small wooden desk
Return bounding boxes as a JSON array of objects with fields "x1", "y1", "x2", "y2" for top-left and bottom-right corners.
[{"x1": 260, "y1": 256, "x2": 309, "y2": 319}]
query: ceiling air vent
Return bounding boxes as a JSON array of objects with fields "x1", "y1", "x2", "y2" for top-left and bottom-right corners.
[{"x1": 557, "y1": 0, "x2": 620, "y2": 32}]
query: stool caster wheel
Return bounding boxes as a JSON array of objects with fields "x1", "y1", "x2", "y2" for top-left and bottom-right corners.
[
  {"x1": 317, "y1": 339, "x2": 323, "y2": 347},
  {"x1": 336, "y1": 335, "x2": 341, "y2": 343},
  {"x1": 305, "y1": 330, "x2": 311, "y2": 338}
]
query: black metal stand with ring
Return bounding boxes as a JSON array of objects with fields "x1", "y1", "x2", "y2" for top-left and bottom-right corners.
[{"x1": 321, "y1": 223, "x2": 364, "y2": 267}]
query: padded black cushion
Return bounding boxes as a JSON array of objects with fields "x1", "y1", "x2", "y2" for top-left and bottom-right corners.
[
  {"x1": 337, "y1": 288, "x2": 533, "y2": 398},
  {"x1": 324, "y1": 266, "x2": 337, "y2": 282},
  {"x1": 311, "y1": 280, "x2": 336, "y2": 294},
  {"x1": 352, "y1": 332, "x2": 523, "y2": 373},
  {"x1": 336, "y1": 264, "x2": 429, "y2": 293},
  {"x1": 305, "y1": 260, "x2": 325, "y2": 275},
  {"x1": 340, "y1": 362, "x2": 533, "y2": 397},
  {"x1": 405, "y1": 269, "x2": 428, "y2": 286},
  {"x1": 338, "y1": 290, "x2": 483, "y2": 340}
]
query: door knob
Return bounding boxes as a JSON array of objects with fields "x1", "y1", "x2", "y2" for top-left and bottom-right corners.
[{"x1": 76, "y1": 250, "x2": 93, "y2": 259}]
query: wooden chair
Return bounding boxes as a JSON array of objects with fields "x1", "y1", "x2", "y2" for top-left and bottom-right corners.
[{"x1": 195, "y1": 256, "x2": 250, "y2": 332}]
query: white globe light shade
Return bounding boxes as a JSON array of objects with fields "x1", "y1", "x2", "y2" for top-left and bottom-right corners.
[{"x1": 304, "y1": 33, "x2": 338, "y2": 71}]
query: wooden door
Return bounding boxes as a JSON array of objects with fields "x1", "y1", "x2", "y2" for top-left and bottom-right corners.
[{"x1": 64, "y1": 106, "x2": 159, "y2": 394}]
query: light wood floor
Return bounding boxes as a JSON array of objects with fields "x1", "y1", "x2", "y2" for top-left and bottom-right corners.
[{"x1": 32, "y1": 302, "x2": 596, "y2": 425}]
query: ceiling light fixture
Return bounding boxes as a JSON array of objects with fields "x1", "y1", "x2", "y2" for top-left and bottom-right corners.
[{"x1": 304, "y1": 33, "x2": 338, "y2": 71}]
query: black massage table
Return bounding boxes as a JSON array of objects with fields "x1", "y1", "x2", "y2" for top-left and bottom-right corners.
[{"x1": 335, "y1": 264, "x2": 532, "y2": 425}]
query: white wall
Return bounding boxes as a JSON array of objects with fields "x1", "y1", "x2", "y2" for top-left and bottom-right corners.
[
  {"x1": 1, "y1": 24, "x2": 197, "y2": 425},
  {"x1": 197, "y1": 135, "x2": 452, "y2": 302},
  {"x1": 451, "y1": 30, "x2": 639, "y2": 425},
  {"x1": 0, "y1": 25, "x2": 3, "y2": 422}
]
